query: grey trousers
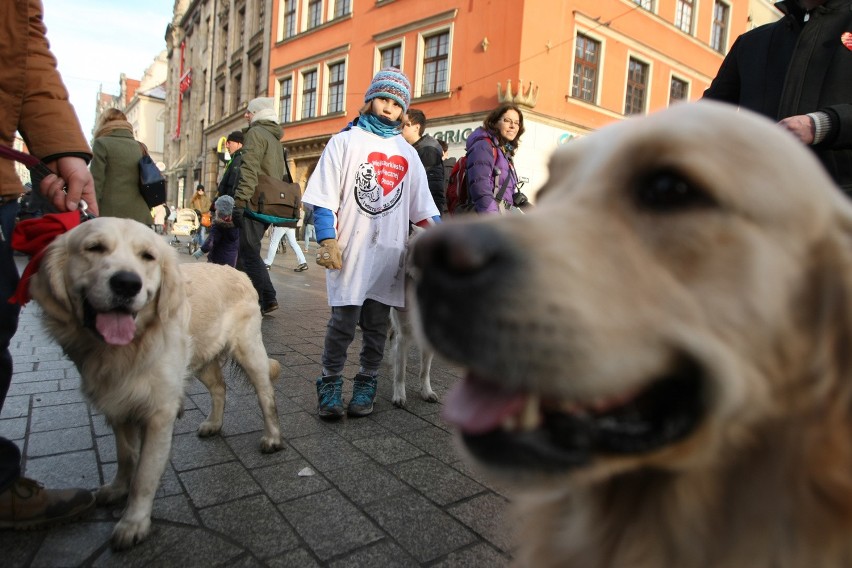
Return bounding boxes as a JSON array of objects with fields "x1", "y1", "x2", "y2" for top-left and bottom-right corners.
[{"x1": 321, "y1": 300, "x2": 391, "y2": 377}]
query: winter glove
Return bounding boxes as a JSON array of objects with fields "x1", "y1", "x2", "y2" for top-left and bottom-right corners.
[
  {"x1": 192, "y1": 249, "x2": 204, "y2": 260},
  {"x1": 231, "y1": 206, "x2": 244, "y2": 228},
  {"x1": 316, "y1": 238, "x2": 342, "y2": 270}
]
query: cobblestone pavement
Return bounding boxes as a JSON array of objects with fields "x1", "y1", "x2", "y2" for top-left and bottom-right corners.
[{"x1": 0, "y1": 237, "x2": 514, "y2": 567}]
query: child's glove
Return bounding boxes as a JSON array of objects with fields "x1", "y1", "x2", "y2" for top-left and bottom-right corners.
[
  {"x1": 192, "y1": 249, "x2": 204, "y2": 260},
  {"x1": 316, "y1": 238, "x2": 342, "y2": 269}
]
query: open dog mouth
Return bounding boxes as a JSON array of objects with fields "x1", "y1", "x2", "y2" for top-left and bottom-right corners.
[
  {"x1": 83, "y1": 300, "x2": 138, "y2": 346},
  {"x1": 443, "y1": 355, "x2": 705, "y2": 472}
]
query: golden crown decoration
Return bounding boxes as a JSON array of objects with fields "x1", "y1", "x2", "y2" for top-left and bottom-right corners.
[{"x1": 497, "y1": 79, "x2": 539, "y2": 108}]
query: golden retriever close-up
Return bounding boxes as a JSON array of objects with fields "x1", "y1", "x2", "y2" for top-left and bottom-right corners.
[
  {"x1": 27, "y1": 218, "x2": 283, "y2": 550},
  {"x1": 410, "y1": 101, "x2": 852, "y2": 567}
]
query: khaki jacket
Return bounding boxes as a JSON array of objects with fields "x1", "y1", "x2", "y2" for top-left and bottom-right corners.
[
  {"x1": 1, "y1": 0, "x2": 92, "y2": 201},
  {"x1": 90, "y1": 129, "x2": 150, "y2": 225},
  {"x1": 234, "y1": 120, "x2": 285, "y2": 205}
]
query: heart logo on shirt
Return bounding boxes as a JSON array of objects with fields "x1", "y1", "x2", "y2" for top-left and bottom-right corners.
[
  {"x1": 368, "y1": 153, "x2": 409, "y2": 195},
  {"x1": 842, "y1": 32, "x2": 852, "y2": 51}
]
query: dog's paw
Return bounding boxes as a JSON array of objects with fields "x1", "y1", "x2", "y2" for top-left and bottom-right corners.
[
  {"x1": 110, "y1": 516, "x2": 151, "y2": 550},
  {"x1": 260, "y1": 437, "x2": 284, "y2": 453},
  {"x1": 197, "y1": 421, "x2": 222, "y2": 438},
  {"x1": 392, "y1": 395, "x2": 407, "y2": 408},
  {"x1": 421, "y1": 389, "x2": 439, "y2": 403},
  {"x1": 96, "y1": 484, "x2": 128, "y2": 506}
]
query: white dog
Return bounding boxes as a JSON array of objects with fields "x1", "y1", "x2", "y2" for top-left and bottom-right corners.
[
  {"x1": 389, "y1": 306, "x2": 436, "y2": 407},
  {"x1": 410, "y1": 102, "x2": 852, "y2": 567},
  {"x1": 28, "y1": 217, "x2": 282, "y2": 550}
]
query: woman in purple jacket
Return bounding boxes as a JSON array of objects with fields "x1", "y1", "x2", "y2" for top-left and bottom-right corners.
[{"x1": 464, "y1": 103, "x2": 525, "y2": 214}]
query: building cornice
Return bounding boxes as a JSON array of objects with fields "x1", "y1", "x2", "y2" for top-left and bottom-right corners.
[
  {"x1": 272, "y1": 44, "x2": 350, "y2": 75},
  {"x1": 373, "y1": 9, "x2": 457, "y2": 42}
]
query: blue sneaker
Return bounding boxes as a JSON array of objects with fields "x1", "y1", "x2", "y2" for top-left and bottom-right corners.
[
  {"x1": 347, "y1": 374, "x2": 378, "y2": 417},
  {"x1": 316, "y1": 376, "x2": 344, "y2": 419}
]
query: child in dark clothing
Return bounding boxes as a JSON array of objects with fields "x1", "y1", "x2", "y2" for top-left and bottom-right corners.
[{"x1": 194, "y1": 195, "x2": 239, "y2": 267}]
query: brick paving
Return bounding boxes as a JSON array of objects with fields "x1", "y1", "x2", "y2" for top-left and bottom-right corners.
[{"x1": 0, "y1": 238, "x2": 514, "y2": 567}]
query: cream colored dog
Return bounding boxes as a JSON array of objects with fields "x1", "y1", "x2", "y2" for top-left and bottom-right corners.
[
  {"x1": 28, "y1": 217, "x2": 282, "y2": 550},
  {"x1": 410, "y1": 102, "x2": 852, "y2": 567}
]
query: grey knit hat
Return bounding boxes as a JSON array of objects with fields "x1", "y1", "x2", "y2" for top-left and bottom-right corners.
[{"x1": 215, "y1": 195, "x2": 235, "y2": 218}]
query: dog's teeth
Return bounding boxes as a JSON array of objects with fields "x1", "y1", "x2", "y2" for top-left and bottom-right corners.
[
  {"x1": 502, "y1": 415, "x2": 518, "y2": 431},
  {"x1": 518, "y1": 394, "x2": 541, "y2": 431}
]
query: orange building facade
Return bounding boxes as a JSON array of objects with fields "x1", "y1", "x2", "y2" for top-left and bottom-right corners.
[{"x1": 267, "y1": 0, "x2": 764, "y2": 196}]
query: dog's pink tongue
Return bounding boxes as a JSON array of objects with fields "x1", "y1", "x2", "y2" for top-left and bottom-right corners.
[
  {"x1": 95, "y1": 312, "x2": 136, "y2": 345},
  {"x1": 443, "y1": 376, "x2": 527, "y2": 435}
]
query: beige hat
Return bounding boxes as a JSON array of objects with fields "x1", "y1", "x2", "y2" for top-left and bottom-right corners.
[{"x1": 247, "y1": 97, "x2": 277, "y2": 123}]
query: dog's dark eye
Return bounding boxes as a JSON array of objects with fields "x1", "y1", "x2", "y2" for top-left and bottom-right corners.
[
  {"x1": 140, "y1": 251, "x2": 156, "y2": 261},
  {"x1": 85, "y1": 242, "x2": 107, "y2": 253},
  {"x1": 634, "y1": 170, "x2": 715, "y2": 212}
]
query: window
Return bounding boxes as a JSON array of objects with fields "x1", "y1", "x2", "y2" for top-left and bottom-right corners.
[
  {"x1": 670, "y1": 77, "x2": 688, "y2": 104},
  {"x1": 220, "y1": 23, "x2": 229, "y2": 62},
  {"x1": 333, "y1": 0, "x2": 350, "y2": 19},
  {"x1": 634, "y1": 0, "x2": 653, "y2": 9},
  {"x1": 422, "y1": 31, "x2": 449, "y2": 96},
  {"x1": 380, "y1": 44, "x2": 401, "y2": 69},
  {"x1": 237, "y1": 7, "x2": 245, "y2": 47},
  {"x1": 279, "y1": 77, "x2": 292, "y2": 123},
  {"x1": 252, "y1": 59, "x2": 263, "y2": 97},
  {"x1": 625, "y1": 58, "x2": 648, "y2": 115},
  {"x1": 283, "y1": 0, "x2": 296, "y2": 38},
  {"x1": 217, "y1": 81, "x2": 226, "y2": 119},
  {"x1": 302, "y1": 69, "x2": 317, "y2": 119},
  {"x1": 255, "y1": 0, "x2": 264, "y2": 33},
  {"x1": 712, "y1": 1, "x2": 730, "y2": 53},
  {"x1": 327, "y1": 61, "x2": 345, "y2": 114},
  {"x1": 675, "y1": 0, "x2": 694, "y2": 34},
  {"x1": 308, "y1": 0, "x2": 322, "y2": 29},
  {"x1": 231, "y1": 72, "x2": 242, "y2": 113},
  {"x1": 572, "y1": 34, "x2": 600, "y2": 103}
]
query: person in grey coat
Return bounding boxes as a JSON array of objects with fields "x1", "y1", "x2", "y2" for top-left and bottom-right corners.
[{"x1": 90, "y1": 108, "x2": 152, "y2": 226}]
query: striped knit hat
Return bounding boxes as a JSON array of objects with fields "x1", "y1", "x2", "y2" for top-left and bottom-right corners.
[{"x1": 364, "y1": 67, "x2": 411, "y2": 112}]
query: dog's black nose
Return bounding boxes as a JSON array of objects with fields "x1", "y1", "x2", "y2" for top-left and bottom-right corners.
[
  {"x1": 412, "y1": 222, "x2": 509, "y2": 279},
  {"x1": 109, "y1": 271, "x2": 143, "y2": 298}
]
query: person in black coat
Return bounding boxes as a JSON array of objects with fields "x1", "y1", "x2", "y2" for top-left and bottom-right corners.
[
  {"x1": 216, "y1": 130, "x2": 244, "y2": 199},
  {"x1": 703, "y1": 0, "x2": 852, "y2": 195},
  {"x1": 402, "y1": 109, "x2": 446, "y2": 214}
]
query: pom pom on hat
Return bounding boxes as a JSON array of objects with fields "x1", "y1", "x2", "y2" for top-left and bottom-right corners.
[
  {"x1": 247, "y1": 97, "x2": 277, "y2": 123},
  {"x1": 215, "y1": 195, "x2": 235, "y2": 218},
  {"x1": 364, "y1": 67, "x2": 411, "y2": 113}
]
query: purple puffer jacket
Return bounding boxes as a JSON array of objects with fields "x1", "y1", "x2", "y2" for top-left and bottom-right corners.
[{"x1": 464, "y1": 127, "x2": 518, "y2": 214}]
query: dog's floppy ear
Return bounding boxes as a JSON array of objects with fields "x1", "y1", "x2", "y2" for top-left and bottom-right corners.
[
  {"x1": 29, "y1": 236, "x2": 72, "y2": 315},
  {"x1": 155, "y1": 244, "x2": 186, "y2": 320}
]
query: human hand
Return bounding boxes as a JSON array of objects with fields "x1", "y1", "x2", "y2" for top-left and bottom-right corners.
[
  {"x1": 192, "y1": 249, "x2": 204, "y2": 260},
  {"x1": 316, "y1": 238, "x2": 342, "y2": 269},
  {"x1": 39, "y1": 156, "x2": 99, "y2": 215},
  {"x1": 778, "y1": 115, "x2": 815, "y2": 145}
]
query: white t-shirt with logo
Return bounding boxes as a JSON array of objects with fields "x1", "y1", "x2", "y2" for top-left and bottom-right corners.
[{"x1": 303, "y1": 126, "x2": 439, "y2": 307}]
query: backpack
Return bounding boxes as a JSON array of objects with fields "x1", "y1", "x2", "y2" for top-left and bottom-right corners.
[{"x1": 446, "y1": 144, "x2": 497, "y2": 215}]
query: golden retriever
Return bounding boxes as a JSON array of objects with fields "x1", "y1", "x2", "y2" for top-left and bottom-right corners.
[
  {"x1": 28, "y1": 217, "x2": 282, "y2": 550},
  {"x1": 389, "y1": 306, "x2": 436, "y2": 407},
  {"x1": 409, "y1": 101, "x2": 852, "y2": 567}
]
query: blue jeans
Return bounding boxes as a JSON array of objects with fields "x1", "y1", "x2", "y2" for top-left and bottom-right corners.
[
  {"x1": 0, "y1": 201, "x2": 22, "y2": 491},
  {"x1": 321, "y1": 300, "x2": 391, "y2": 376}
]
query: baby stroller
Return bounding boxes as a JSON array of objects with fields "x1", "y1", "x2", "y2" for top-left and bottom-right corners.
[{"x1": 169, "y1": 208, "x2": 200, "y2": 254}]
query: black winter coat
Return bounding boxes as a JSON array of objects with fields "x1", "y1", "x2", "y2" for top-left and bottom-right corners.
[
  {"x1": 703, "y1": 0, "x2": 852, "y2": 194},
  {"x1": 216, "y1": 148, "x2": 244, "y2": 199},
  {"x1": 413, "y1": 134, "x2": 446, "y2": 213}
]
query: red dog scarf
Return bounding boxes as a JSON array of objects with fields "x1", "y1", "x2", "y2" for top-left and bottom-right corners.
[{"x1": 9, "y1": 211, "x2": 81, "y2": 305}]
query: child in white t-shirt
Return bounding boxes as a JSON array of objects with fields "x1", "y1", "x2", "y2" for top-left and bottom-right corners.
[{"x1": 303, "y1": 68, "x2": 440, "y2": 419}]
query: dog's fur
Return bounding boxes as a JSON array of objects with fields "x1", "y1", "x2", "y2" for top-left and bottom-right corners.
[
  {"x1": 389, "y1": 306, "x2": 436, "y2": 407},
  {"x1": 28, "y1": 218, "x2": 282, "y2": 549},
  {"x1": 410, "y1": 102, "x2": 852, "y2": 567}
]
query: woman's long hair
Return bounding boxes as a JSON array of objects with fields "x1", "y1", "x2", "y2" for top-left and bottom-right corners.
[
  {"x1": 94, "y1": 108, "x2": 132, "y2": 139},
  {"x1": 483, "y1": 103, "x2": 526, "y2": 152}
]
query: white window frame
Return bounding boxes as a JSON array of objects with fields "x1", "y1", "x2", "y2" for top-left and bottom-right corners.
[
  {"x1": 324, "y1": 58, "x2": 347, "y2": 115},
  {"x1": 710, "y1": 0, "x2": 731, "y2": 53},
  {"x1": 623, "y1": 53, "x2": 652, "y2": 116},
  {"x1": 375, "y1": 40, "x2": 404, "y2": 72},
  {"x1": 571, "y1": 32, "x2": 604, "y2": 105},
  {"x1": 297, "y1": 66, "x2": 319, "y2": 120},
  {"x1": 668, "y1": 74, "x2": 690, "y2": 105},
  {"x1": 276, "y1": 73, "x2": 294, "y2": 123},
  {"x1": 414, "y1": 24, "x2": 453, "y2": 98}
]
